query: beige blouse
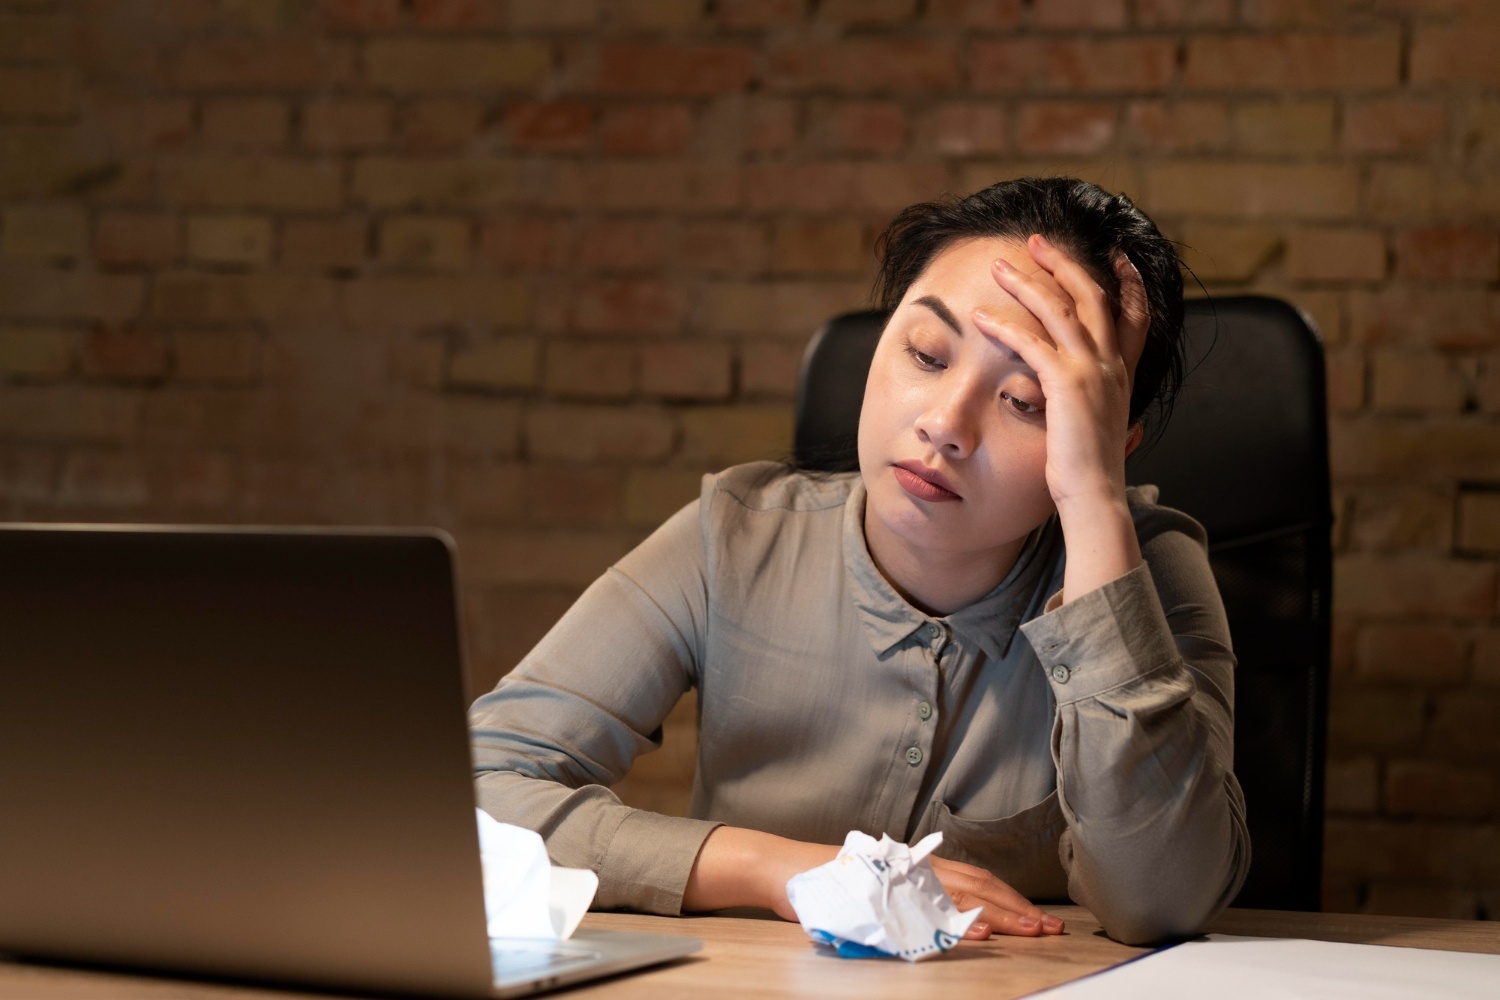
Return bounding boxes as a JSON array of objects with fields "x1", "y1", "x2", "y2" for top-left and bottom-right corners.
[{"x1": 469, "y1": 462, "x2": 1249, "y2": 944}]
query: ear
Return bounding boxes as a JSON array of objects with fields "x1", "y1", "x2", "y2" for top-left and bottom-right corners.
[{"x1": 1124, "y1": 422, "x2": 1145, "y2": 459}]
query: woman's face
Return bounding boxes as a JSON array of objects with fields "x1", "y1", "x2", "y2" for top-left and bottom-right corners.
[{"x1": 857, "y1": 236, "x2": 1061, "y2": 563}]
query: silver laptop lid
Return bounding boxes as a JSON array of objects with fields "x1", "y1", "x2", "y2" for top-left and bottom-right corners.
[{"x1": 0, "y1": 524, "x2": 497, "y2": 999}]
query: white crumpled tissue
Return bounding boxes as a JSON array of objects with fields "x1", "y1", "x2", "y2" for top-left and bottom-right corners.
[
  {"x1": 475, "y1": 809, "x2": 598, "y2": 940},
  {"x1": 785, "y1": 830, "x2": 981, "y2": 962}
]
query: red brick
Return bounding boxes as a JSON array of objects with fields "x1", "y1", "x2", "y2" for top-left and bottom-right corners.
[
  {"x1": 151, "y1": 272, "x2": 341, "y2": 326},
  {"x1": 379, "y1": 215, "x2": 471, "y2": 270},
  {"x1": 94, "y1": 212, "x2": 179, "y2": 267},
  {"x1": 599, "y1": 104, "x2": 694, "y2": 155},
  {"x1": 575, "y1": 217, "x2": 671, "y2": 273},
  {"x1": 1457, "y1": 490, "x2": 1500, "y2": 553},
  {"x1": 159, "y1": 155, "x2": 343, "y2": 211},
  {"x1": 281, "y1": 217, "x2": 367, "y2": 269},
  {"x1": 589, "y1": 162, "x2": 742, "y2": 212},
  {"x1": 769, "y1": 219, "x2": 866, "y2": 275},
  {"x1": 0, "y1": 326, "x2": 73, "y2": 379},
  {"x1": 1327, "y1": 687, "x2": 1426, "y2": 755},
  {"x1": 92, "y1": 97, "x2": 194, "y2": 152},
  {"x1": 0, "y1": 11, "x2": 65, "y2": 61},
  {"x1": 523, "y1": 404, "x2": 674, "y2": 463},
  {"x1": 738, "y1": 340, "x2": 803, "y2": 397},
  {"x1": 479, "y1": 215, "x2": 572, "y2": 269},
  {"x1": 81, "y1": 326, "x2": 167, "y2": 381},
  {"x1": 399, "y1": 99, "x2": 486, "y2": 151},
  {"x1": 56, "y1": 451, "x2": 149, "y2": 509},
  {"x1": 1430, "y1": 693, "x2": 1500, "y2": 761},
  {"x1": 1349, "y1": 288, "x2": 1500, "y2": 348},
  {"x1": 411, "y1": 0, "x2": 505, "y2": 29},
  {"x1": 1324, "y1": 348, "x2": 1365, "y2": 413},
  {"x1": 807, "y1": 100, "x2": 907, "y2": 156},
  {"x1": 1125, "y1": 100, "x2": 1229, "y2": 152},
  {"x1": 1345, "y1": 486, "x2": 1454, "y2": 551},
  {"x1": 504, "y1": 101, "x2": 594, "y2": 152},
  {"x1": 1324, "y1": 818, "x2": 1500, "y2": 884},
  {"x1": 972, "y1": 39, "x2": 1177, "y2": 94},
  {"x1": 1325, "y1": 755, "x2": 1379, "y2": 814},
  {"x1": 927, "y1": 102, "x2": 1008, "y2": 156},
  {"x1": 463, "y1": 528, "x2": 640, "y2": 585},
  {"x1": 1343, "y1": 98, "x2": 1448, "y2": 154},
  {"x1": 569, "y1": 280, "x2": 686, "y2": 334},
  {"x1": 318, "y1": 0, "x2": 402, "y2": 30},
  {"x1": 1017, "y1": 101, "x2": 1117, "y2": 156},
  {"x1": 1335, "y1": 554, "x2": 1496, "y2": 618},
  {"x1": 0, "y1": 386, "x2": 143, "y2": 444},
  {"x1": 639, "y1": 341, "x2": 733, "y2": 399},
  {"x1": 1331, "y1": 418, "x2": 1500, "y2": 481},
  {"x1": 542, "y1": 341, "x2": 636, "y2": 399},
  {"x1": 746, "y1": 163, "x2": 857, "y2": 212},
  {"x1": 679, "y1": 220, "x2": 767, "y2": 274},
  {"x1": 852, "y1": 162, "x2": 949, "y2": 212},
  {"x1": 0, "y1": 267, "x2": 145, "y2": 323},
  {"x1": 1356, "y1": 623, "x2": 1468, "y2": 685},
  {"x1": 697, "y1": 279, "x2": 866, "y2": 336},
  {"x1": 1370, "y1": 349, "x2": 1470, "y2": 414},
  {"x1": 0, "y1": 446, "x2": 58, "y2": 505},
  {"x1": 1184, "y1": 33, "x2": 1401, "y2": 91},
  {"x1": 596, "y1": 44, "x2": 756, "y2": 96},
  {"x1": 1146, "y1": 162, "x2": 1359, "y2": 219},
  {"x1": 1412, "y1": 25, "x2": 1500, "y2": 86},
  {"x1": 1031, "y1": 0, "x2": 1125, "y2": 28},
  {"x1": 1134, "y1": 0, "x2": 1233, "y2": 26},
  {"x1": 365, "y1": 39, "x2": 553, "y2": 91},
  {"x1": 623, "y1": 467, "x2": 708, "y2": 527},
  {"x1": 302, "y1": 98, "x2": 392, "y2": 151},
  {"x1": 1285, "y1": 227, "x2": 1386, "y2": 283},
  {"x1": 816, "y1": 0, "x2": 916, "y2": 26},
  {"x1": 924, "y1": 0, "x2": 1023, "y2": 28},
  {"x1": 352, "y1": 157, "x2": 523, "y2": 209},
  {"x1": 717, "y1": 0, "x2": 809, "y2": 29},
  {"x1": 1396, "y1": 227, "x2": 1500, "y2": 282},
  {"x1": 508, "y1": 0, "x2": 601, "y2": 30},
  {"x1": 0, "y1": 67, "x2": 77, "y2": 119},
  {"x1": 174, "y1": 330, "x2": 262, "y2": 383},
  {"x1": 200, "y1": 99, "x2": 290, "y2": 148},
  {"x1": 767, "y1": 40, "x2": 961, "y2": 95},
  {"x1": 1234, "y1": 99, "x2": 1335, "y2": 155},
  {"x1": 2, "y1": 204, "x2": 86, "y2": 262},
  {"x1": 448, "y1": 335, "x2": 541, "y2": 391},
  {"x1": 745, "y1": 98, "x2": 799, "y2": 153},
  {"x1": 172, "y1": 40, "x2": 356, "y2": 90},
  {"x1": 186, "y1": 214, "x2": 274, "y2": 267},
  {"x1": 1387, "y1": 760, "x2": 1497, "y2": 819},
  {"x1": 1477, "y1": 629, "x2": 1500, "y2": 687},
  {"x1": 341, "y1": 276, "x2": 529, "y2": 331},
  {"x1": 679, "y1": 404, "x2": 794, "y2": 464}
]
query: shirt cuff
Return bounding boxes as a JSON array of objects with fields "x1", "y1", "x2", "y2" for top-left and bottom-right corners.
[
  {"x1": 597, "y1": 810, "x2": 722, "y2": 915},
  {"x1": 1018, "y1": 562, "x2": 1178, "y2": 704}
]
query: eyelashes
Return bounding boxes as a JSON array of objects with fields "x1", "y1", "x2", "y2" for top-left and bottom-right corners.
[{"x1": 902, "y1": 338, "x2": 1046, "y2": 418}]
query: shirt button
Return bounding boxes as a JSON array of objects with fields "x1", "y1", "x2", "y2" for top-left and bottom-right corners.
[
  {"x1": 905, "y1": 746, "x2": 923, "y2": 766},
  {"x1": 1050, "y1": 663, "x2": 1071, "y2": 684},
  {"x1": 925, "y1": 622, "x2": 940, "y2": 639},
  {"x1": 917, "y1": 701, "x2": 932, "y2": 721}
]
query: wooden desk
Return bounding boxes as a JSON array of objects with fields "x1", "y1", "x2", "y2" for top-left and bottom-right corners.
[{"x1": 1, "y1": 907, "x2": 1497, "y2": 1000}]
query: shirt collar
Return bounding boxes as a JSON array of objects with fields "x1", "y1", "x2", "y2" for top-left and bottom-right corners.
[{"x1": 842, "y1": 478, "x2": 1060, "y2": 661}]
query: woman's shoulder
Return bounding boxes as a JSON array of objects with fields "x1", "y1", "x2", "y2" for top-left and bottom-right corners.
[
  {"x1": 701, "y1": 461, "x2": 858, "y2": 517},
  {"x1": 1125, "y1": 483, "x2": 1209, "y2": 551}
]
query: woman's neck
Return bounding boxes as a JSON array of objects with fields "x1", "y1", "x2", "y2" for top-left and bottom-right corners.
[{"x1": 862, "y1": 511, "x2": 1029, "y2": 617}]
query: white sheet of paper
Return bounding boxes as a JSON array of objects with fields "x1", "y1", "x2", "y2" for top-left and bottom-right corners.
[
  {"x1": 1029, "y1": 933, "x2": 1500, "y2": 1000},
  {"x1": 475, "y1": 809, "x2": 597, "y2": 940}
]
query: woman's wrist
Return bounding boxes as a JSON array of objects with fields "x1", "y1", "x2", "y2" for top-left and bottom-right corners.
[
  {"x1": 682, "y1": 826, "x2": 836, "y2": 918},
  {"x1": 1055, "y1": 492, "x2": 1142, "y2": 604}
]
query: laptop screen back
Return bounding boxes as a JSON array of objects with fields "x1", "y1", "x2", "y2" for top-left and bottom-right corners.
[{"x1": 0, "y1": 525, "x2": 496, "y2": 999}]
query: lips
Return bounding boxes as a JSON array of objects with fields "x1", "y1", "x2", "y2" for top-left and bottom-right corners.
[{"x1": 893, "y1": 462, "x2": 961, "y2": 502}]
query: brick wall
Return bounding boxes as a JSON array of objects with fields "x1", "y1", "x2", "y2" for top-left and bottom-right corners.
[{"x1": 1, "y1": 0, "x2": 1497, "y2": 918}]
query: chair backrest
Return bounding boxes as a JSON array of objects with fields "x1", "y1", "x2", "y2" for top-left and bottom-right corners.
[{"x1": 793, "y1": 295, "x2": 1332, "y2": 911}]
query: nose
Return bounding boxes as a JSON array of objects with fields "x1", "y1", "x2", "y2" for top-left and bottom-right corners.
[{"x1": 914, "y1": 378, "x2": 981, "y2": 459}]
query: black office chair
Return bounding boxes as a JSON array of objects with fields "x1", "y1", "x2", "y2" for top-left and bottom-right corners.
[{"x1": 793, "y1": 295, "x2": 1332, "y2": 912}]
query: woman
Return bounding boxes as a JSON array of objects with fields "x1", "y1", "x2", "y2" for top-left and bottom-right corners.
[{"x1": 469, "y1": 177, "x2": 1249, "y2": 946}]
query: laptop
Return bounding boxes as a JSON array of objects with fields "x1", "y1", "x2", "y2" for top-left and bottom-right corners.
[{"x1": 0, "y1": 524, "x2": 701, "y2": 998}]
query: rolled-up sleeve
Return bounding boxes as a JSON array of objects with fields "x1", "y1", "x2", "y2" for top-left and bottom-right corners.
[
  {"x1": 1018, "y1": 511, "x2": 1250, "y2": 945},
  {"x1": 468, "y1": 499, "x2": 721, "y2": 915}
]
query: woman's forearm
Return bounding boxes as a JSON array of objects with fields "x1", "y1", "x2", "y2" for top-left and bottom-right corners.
[
  {"x1": 682, "y1": 826, "x2": 836, "y2": 917},
  {"x1": 1055, "y1": 491, "x2": 1143, "y2": 605}
]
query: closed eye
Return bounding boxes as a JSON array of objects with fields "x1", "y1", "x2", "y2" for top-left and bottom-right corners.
[
  {"x1": 904, "y1": 345, "x2": 945, "y2": 371},
  {"x1": 1001, "y1": 390, "x2": 1045, "y2": 416}
]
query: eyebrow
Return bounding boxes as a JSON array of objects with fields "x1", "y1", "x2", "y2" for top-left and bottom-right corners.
[{"x1": 913, "y1": 295, "x2": 963, "y2": 336}]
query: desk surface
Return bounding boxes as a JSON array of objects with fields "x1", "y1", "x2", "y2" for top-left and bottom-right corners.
[{"x1": 2, "y1": 907, "x2": 1497, "y2": 1000}]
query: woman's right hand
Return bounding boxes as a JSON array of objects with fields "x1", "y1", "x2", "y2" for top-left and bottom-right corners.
[{"x1": 683, "y1": 826, "x2": 1064, "y2": 939}]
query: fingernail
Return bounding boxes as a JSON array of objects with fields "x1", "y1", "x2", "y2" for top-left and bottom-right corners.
[
  {"x1": 993, "y1": 258, "x2": 1014, "y2": 273},
  {"x1": 970, "y1": 921, "x2": 990, "y2": 936},
  {"x1": 972, "y1": 308, "x2": 991, "y2": 324},
  {"x1": 1019, "y1": 914, "x2": 1041, "y2": 930},
  {"x1": 1042, "y1": 914, "x2": 1063, "y2": 930},
  {"x1": 1033, "y1": 233, "x2": 1051, "y2": 247}
]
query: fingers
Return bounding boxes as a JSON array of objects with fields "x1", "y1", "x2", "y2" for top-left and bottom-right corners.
[
  {"x1": 931, "y1": 858, "x2": 1065, "y2": 940},
  {"x1": 1110, "y1": 250, "x2": 1151, "y2": 371},
  {"x1": 971, "y1": 306, "x2": 1054, "y2": 381}
]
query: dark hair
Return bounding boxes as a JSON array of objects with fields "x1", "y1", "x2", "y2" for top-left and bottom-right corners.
[{"x1": 872, "y1": 176, "x2": 1185, "y2": 430}]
